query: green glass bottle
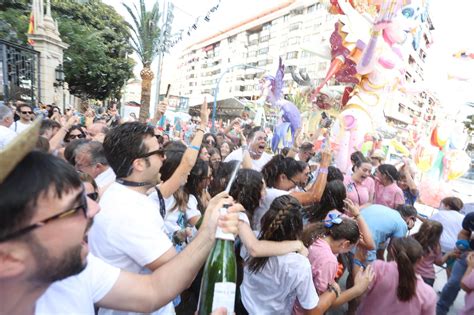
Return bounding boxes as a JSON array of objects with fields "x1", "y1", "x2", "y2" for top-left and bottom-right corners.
[{"x1": 197, "y1": 207, "x2": 237, "y2": 315}]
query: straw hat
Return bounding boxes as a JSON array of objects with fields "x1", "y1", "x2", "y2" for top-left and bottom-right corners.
[
  {"x1": 371, "y1": 149, "x2": 385, "y2": 160},
  {"x1": 0, "y1": 118, "x2": 41, "y2": 183}
]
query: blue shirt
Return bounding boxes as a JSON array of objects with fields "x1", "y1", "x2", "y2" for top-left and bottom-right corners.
[
  {"x1": 361, "y1": 204, "x2": 408, "y2": 262},
  {"x1": 403, "y1": 188, "x2": 418, "y2": 206}
]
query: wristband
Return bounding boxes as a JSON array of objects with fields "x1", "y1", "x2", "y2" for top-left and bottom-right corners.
[
  {"x1": 189, "y1": 145, "x2": 200, "y2": 151},
  {"x1": 318, "y1": 167, "x2": 328, "y2": 174},
  {"x1": 242, "y1": 145, "x2": 248, "y2": 151},
  {"x1": 327, "y1": 283, "x2": 340, "y2": 298},
  {"x1": 196, "y1": 128, "x2": 205, "y2": 134},
  {"x1": 354, "y1": 258, "x2": 366, "y2": 269}
]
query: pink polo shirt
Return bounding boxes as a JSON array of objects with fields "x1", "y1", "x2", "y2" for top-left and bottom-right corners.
[
  {"x1": 461, "y1": 268, "x2": 474, "y2": 315},
  {"x1": 293, "y1": 238, "x2": 338, "y2": 315},
  {"x1": 344, "y1": 175, "x2": 375, "y2": 206},
  {"x1": 415, "y1": 246, "x2": 442, "y2": 280},
  {"x1": 374, "y1": 181, "x2": 405, "y2": 209},
  {"x1": 357, "y1": 260, "x2": 436, "y2": 315}
]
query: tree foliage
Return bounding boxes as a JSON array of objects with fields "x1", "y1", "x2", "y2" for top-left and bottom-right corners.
[
  {"x1": 122, "y1": 0, "x2": 161, "y2": 68},
  {"x1": 0, "y1": 0, "x2": 135, "y2": 100}
]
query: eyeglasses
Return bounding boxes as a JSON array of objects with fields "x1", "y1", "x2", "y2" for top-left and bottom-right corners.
[
  {"x1": 0, "y1": 191, "x2": 88, "y2": 242},
  {"x1": 137, "y1": 149, "x2": 164, "y2": 159},
  {"x1": 68, "y1": 134, "x2": 85, "y2": 140},
  {"x1": 21, "y1": 111, "x2": 33, "y2": 115},
  {"x1": 87, "y1": 192, "x2": 99, "y2": 201}
]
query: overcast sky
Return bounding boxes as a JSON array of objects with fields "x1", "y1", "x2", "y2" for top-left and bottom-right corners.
[{"x1": 103, "y1": 0, "x2": 474, "y2": 111}]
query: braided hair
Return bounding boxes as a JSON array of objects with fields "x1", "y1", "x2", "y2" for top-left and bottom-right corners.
[{"x1": 247, "y1": 195, "x2": 303, "y2": 273}]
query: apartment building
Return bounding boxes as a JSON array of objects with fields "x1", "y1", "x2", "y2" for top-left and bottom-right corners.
[
  {"x1": 176, "y1": 0, "x2": 437, "y2": 133},
  {"x1": 176, "y1": 0, "x2": 336, "y2": 104}
]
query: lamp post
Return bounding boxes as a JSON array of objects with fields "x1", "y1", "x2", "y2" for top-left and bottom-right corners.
[
  {"x1": 54, "y1": 64, "x2": 65, "y2": 110},
  {"x1": 211, "y1": 63, "x2": 266, "y2": 133}
]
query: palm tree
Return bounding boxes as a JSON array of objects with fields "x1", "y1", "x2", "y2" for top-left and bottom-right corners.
[{"x1": 123, "y1": 0, "x2": 161, "y2": 122}]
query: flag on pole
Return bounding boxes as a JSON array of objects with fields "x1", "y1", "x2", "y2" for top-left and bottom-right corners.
[{"x1": 27, "y1": 12, "x2": 35, "y2": 45}]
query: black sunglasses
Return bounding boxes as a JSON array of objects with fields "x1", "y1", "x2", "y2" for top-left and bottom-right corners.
[
  {"x1": 87, "y1": 192, "x2": 99, "y2": 201},
  {"x1": 68, "y1": 134, "x2": 86, "y2": 140},
  {"x1": 21, "y1": 111, "x2": 33, "y2": 115},
  {"x1": 0, "y1": 191, "x2": 88, "y2": 242},
  {"x1": 137, "y1": 149, "x2": 164, "y2": 159}
]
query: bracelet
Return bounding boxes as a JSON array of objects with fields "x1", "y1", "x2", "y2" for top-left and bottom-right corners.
[
  {"x1": 318, "y1": 167, "x2": 328, "y2": 174},
  {"x1": 189, "y1": 145, "x2": 200, "y2": 151},
  {"x1": 353, "y1": 258, "x2": 366, "y2": 269},
  {"x1": 196, "y1": 128, "x2": 205, "y2": 133},
  {"x1": 327, "y1": 283, "x2": 340, "y2": 298}
]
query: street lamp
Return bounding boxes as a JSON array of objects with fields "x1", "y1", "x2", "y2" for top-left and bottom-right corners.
[
  {"x1": 53, "y1": 64, "x2": 65, "y2": 87},
  {"x1": 211, "y1": 63, "x2": 266, "y2": 133}
]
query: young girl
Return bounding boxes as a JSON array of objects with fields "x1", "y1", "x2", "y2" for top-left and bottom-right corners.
[
  {"x1": 241, "y1": 195, "x2": 338, "y2": 315},
  {"x1": 356, "y1": 237, "x2": 436, "y2": 315},
  {"x1": 293, "y1": 217, "x2": 373, "y2": 314},
  {"x1": 374, "y1": 164, "x2": 405, "y2": 209},
  {"x1": 344, "y1": 156, "x2": 374, "y2": 207},
  {"x1": 412, "y1": 220, "x2": 458, "y2": 286}
]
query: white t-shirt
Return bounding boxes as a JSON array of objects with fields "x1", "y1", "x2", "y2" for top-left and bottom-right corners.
[
  {"x1": 95, "y1": 167, "x2": 116, "y2": 190},
  {"x1": 10, "y1": 120, "x2": 31, "y2": 133},
  {"x1": 88, "y1": 182, "x2": 175, "y2": 315},
  {"x1": 240, "y1": 251, "x2": 319, "y2": 315},
  {"x1": 35, "y1": 254, "x2": 120, "y2": 315},
  {"x1": 0, "y1": 125, "x2": 17, "y2": 149},
  {"x1": 431, "y1": 210, "x2": 465, "y2": 252},
  {"x1": 224, "y1": 148, "x2": 273, "y2": 171},
  {"x1": 253, "y1": 187, "x2": 289, "y2": 231},
  {"x1": 148, "y1": 191, "x2": 201, "y2": 235}
]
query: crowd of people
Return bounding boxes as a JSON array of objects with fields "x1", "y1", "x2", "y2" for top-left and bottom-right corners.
[{"x1": 0, "y1": 98, "x2": 473, "y2": 315}]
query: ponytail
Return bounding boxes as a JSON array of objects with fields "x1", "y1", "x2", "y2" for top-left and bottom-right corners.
[
  {"x1": 247, "y1": 195, "x2": 303, "y2": 273},
  {"x1": 389, "y1": 237, "x2": 423, "y2": 301}
]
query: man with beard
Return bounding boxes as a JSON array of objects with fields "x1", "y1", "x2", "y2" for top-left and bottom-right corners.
[
  {"x1": 224, "y1": 126, "x2": 273, "y2": 171},
  {"x1": 0, "y1": 120, "x2": 241, "y2": 315}
]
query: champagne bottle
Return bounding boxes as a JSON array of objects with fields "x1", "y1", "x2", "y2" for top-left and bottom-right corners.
[{"x1": 197, "y1": 206, "x2": 237, "y2": 315}]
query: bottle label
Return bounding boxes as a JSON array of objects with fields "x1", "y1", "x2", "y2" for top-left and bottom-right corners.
[
  {"x1": 215, "y1": 208, "x2": 235, "y2": 241},
  {"x1": 211, "y1": 282, "x2": 236, "y2": 314}
]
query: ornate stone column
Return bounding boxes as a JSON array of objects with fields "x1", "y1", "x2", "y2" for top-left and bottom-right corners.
[{"x1": 27, "y1": 0, "x2": 69, "y2": 108}]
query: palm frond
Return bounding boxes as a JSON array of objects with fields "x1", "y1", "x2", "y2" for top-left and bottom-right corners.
[{"x1": 122, "y1": 0, "x2": 161, "y2": 66}]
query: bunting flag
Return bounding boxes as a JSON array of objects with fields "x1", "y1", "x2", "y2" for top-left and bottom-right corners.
[{"x1": 27, "y1": 11, "x2": 35, "y2": 45}]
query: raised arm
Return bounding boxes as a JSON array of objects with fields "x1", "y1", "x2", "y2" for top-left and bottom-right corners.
[
  {"x1": 239, "y1": 131, "x2": 253, "y2": 169},
  {"x1": 287, "y1": 128, "x2": 302, "y2": 159},
  {"x1": 402, "y1": 159, "x2": 418, "y2": 195},
  {"x1": 49, "y1": 115, "x2": 78, "y2": 152},
  {"x1": 344, "y1": 198, "x2": 375, "y2": 250},
  {"x1": 159, "y1": 98, "x2": 208, "y2": 198},
  {"x1": 97, "y1": 193, "x2": 242, "y2": 313},
  {"x1": 291, "y1": 149, "x2": 331, "y2": 205},
  {"x1": 238, "y1": 220, "x2": 307, "y2": 257},
  {"x1": 150, "y1": 100, "x2": 168, "y2": 126}
]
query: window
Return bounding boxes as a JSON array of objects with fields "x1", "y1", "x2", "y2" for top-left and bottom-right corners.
[
  {"x1": 318, "y1": 62, "x2": 326, "y2": 71},
  {"x1": 289, "y1": 23, "x2": 301, "y2": 32},
  {"x1": 257, "y1": 60, "x2": 267, "y2": 66},
  {"x1": 258, "y1": 47, "x2": 269, "y2": 55},
  {"x1": 307, "y1": 5, "x2": 315, "y2": 13},
  {"x1": 228, "y1": 35, "x2": 237, "y2": 43},
  {"x1": 283, "y1": 14, "x2": 289, "y2": 22},
  {"x1": 288, "y1": 36, "x2": 300, "y2": 45},
  {"x1": 286, "y1": 51, "x2": 298, "y2": 59},
  {"x1": 259, "y1": 35, "x2": 270, "y2": 43},
  {"x1": 247, "y1": 51, "x2": 257, "y2": 58},
  {"x1": 263, "y1": 22, "x2": 272, "y2": 30}
]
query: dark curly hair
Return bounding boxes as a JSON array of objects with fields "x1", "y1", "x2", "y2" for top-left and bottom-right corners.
[
  {"x1": 305, "y1": 180, "x2": 346, "y2": 222},
  {"x1": 261, "y1": 155, "x2": 306, "y2": 188},
  {"x1": 103, "y1": 122, "x2": 155, "y2": 178}
]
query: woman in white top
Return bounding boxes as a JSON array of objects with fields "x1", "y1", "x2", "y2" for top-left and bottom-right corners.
[{"x1": 241, "y1": 195, "x2": 339, "y2": 315}]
